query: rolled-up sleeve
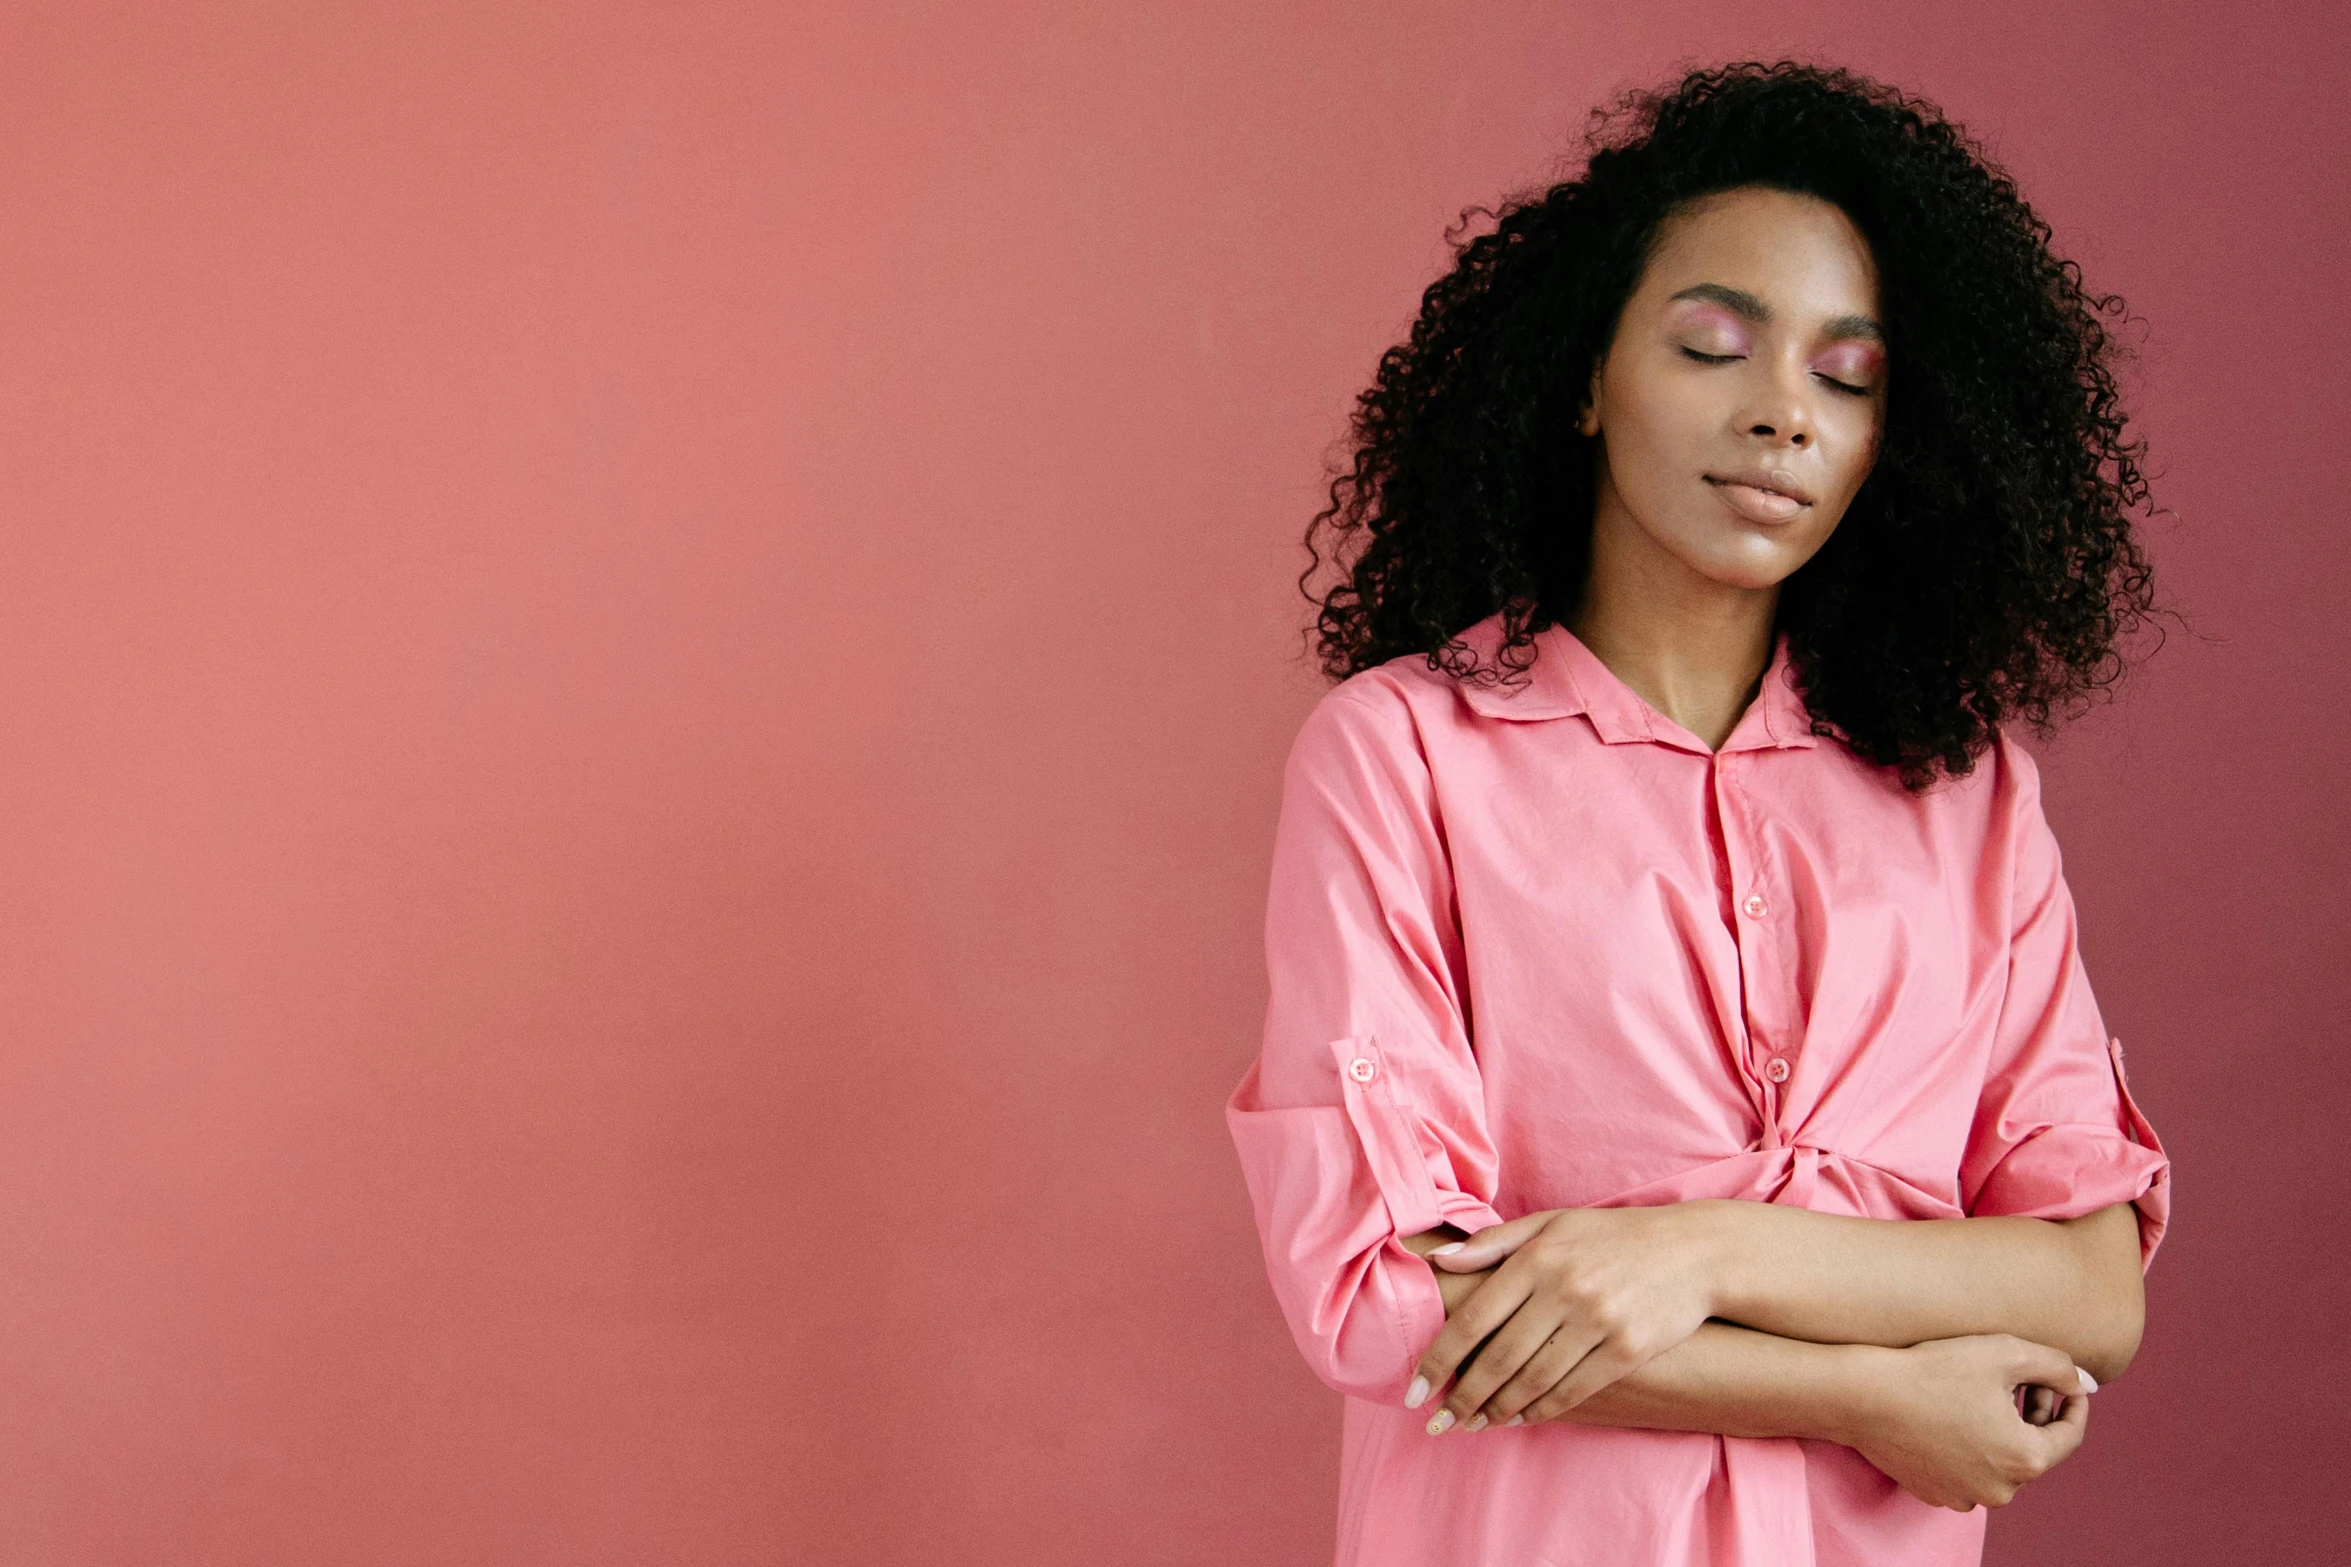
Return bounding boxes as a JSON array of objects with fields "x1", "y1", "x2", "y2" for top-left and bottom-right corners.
[
  {"x1": 1960, "y1": 739, "x2": 2172, "y2": 1269},
  {"x1": 1226, "y1": 685, "x2": 1503, "y2": 1401}
]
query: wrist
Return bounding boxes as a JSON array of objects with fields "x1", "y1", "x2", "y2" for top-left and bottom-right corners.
[
  {"x1": 1686, "y1": 1199, "x2": 1755, "y2": 1321},
  {"x1": 1817, "y1": 1343, "x2": 1906, "y2": 1449},
  {"x1": 1434, "y1": 1263, "x2": 1491, "y2": 1317}
]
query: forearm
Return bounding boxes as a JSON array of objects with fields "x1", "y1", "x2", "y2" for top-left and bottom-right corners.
[
  {"x1": 1696, "y1": 1200, "x2": 2144, "y2": 1383},
  {"x1": 1402, "y1": 1229, "x2": 1879, "y2": 1443},
  {"x1": 1557, "y1": 1321, "x2": 1885, "y2": 1442},
  {"x1": 1410, "y1": 1231, "x2": 1871, "y2": 1437}
]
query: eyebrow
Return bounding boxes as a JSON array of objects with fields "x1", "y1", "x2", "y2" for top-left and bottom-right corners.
[{"x1": 1668, "y1": 283, "x2": 1886, "y2": 345}]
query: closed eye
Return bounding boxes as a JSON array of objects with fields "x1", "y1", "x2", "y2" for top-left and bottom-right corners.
[{"x1": 1682, "y1": 346, "x2": 1873, "y2": 395}]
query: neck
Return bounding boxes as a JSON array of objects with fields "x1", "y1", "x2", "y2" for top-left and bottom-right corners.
[{"x1": 1567, "y1": 494, "x2": 1780, "y2": 752}]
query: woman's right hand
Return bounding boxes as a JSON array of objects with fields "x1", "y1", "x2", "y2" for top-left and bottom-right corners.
[{"x1": 1842, "y1": 1335, "x2": 2095, "y2": 1511}]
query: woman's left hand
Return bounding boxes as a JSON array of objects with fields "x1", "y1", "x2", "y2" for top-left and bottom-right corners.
[{"x1": 1407, "y1": 1203, "x2": 1726, "y2": 1432}]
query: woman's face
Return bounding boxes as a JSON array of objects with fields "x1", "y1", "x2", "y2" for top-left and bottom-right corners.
[{"x1": 1582, "y1": 186, "x2": 1887, "y2": 594}]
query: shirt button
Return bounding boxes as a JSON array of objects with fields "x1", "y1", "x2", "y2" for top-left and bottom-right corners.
[
  {"x1": 1348, "y1": 1057, "x2": 1378, "y2": 1084},
  {"x1": 1764, "y1": 1056, "x2": 1791, "y2": 1084},
  {"x1": 1741, "y1": 893, "x2": 1769, "y2": 919}
]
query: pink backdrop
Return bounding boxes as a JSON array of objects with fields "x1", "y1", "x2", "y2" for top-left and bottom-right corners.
[{"x1": 2, "y1": 3, "x2": 2342, "y2": 1563}]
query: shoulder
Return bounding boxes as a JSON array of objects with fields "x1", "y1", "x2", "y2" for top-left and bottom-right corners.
[
  {"x1": 1875, "y1": 728, "x2": 2056, "y2": 882},
  {"x1": 1947, "y1": 728, "x2": 2049, "y2": 831},
  {"x1": 1300, "y1": 611, "x2": 1526, "y2": 740},
  {"x1": 1293, "y1": 646, "x2": 1469, "y2": 751},
  {"x1": 1786, "y1": 724, "x2": 2054, "y2": 887},
  {"x1": 1278, "y1": 646, "x2": 1480, "y2": 803},
  {"x1": 1863, "y1": 725, "x2": 2045, "y2": 818}
]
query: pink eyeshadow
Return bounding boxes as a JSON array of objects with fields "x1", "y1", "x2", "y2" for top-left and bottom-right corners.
[
  {"x1": 1668, "y1": 303, "x2": 1752, "y2": 353},
  {"x1": 1814, "y1": 344, "x2": 1884, "y2": 382}
]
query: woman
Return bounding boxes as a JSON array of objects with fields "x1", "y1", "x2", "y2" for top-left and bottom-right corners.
[{"x1": 1225, "y1": 62, "x2": 2171, "y2": 1567}]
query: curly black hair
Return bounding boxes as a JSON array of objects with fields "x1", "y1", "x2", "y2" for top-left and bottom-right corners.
[{"x1": 1303, "y1": 61, "x2": 2156, "y2": 788}]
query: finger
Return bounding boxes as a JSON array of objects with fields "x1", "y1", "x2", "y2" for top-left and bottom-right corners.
[
  {"x1": 1531, "y1": 1333, "x2": 1645, "y2": 1414},
  {"x1": 2051, "y1": 1385, "x2": 2090, "y2": 1445},
  {"x1": 2025, "y1": 1384, "x2": 2091, "y2": 1470},
  {"x1": 1408, "y1": 1272, "x2": 1534, "y2": 1409},
  {"x1": 1480, "y1": 1323, "x2": 1610, "y2": 1425},
  {"x1": 1514, "y1": 1335, "x2": 1635, "y2": 1426},
  {"x1": 1485, "y1": 1325, "x2": 1617, "y2": 1418},
  {"x1": 1443, "y1": 1303, "x2": 1577, "y2": 1427},
  {"x1": 1427, "y1": 1213, "x2": 1548, "y2": 1272},
  {"x1": 2000, "y1": 1337, "x2": 2086, "y2": 1398},
  {"x1": 2021, "y1": 1385, "x2": 2057, "y2": 1426}
]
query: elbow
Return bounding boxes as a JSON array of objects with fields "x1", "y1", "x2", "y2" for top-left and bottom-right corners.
[
  {"x1": 2066, "y1": 1251, "x2": 2145, "y2": 1386},
  {"x1": 1289, "y1": 1302, "x2": 1420, "y2": 1404},
  {"x1": 2077, "y1": 1294, "x2": 2144, "y2": 1387},
  {"x1": 1267, "y1": 1248, "x2": 1438, "y2": 1405},
  {"x1": 2060, "y1": 1204, "x2": 2149, "y2": 1386},
  {"x1": 1311, "y1": 1353, "x2": 1411, "y2": 1405}
]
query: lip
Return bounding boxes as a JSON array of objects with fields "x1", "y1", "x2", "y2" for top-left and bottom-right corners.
[{"x1": 1704, "y1": 470, "x2": 1814, "y2": 524}]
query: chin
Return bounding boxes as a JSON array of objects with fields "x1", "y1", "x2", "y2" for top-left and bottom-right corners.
[{"x1": 1665, "y1": 533, "x2": 1814, "y2": 593}]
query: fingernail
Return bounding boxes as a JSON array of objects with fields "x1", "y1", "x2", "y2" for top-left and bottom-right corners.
[
  {"x1": 1426, "y1": 1409, "x2": 1455, "y2": 1435},
  {"x1": 1462, "y1": 1413, "x2": 1488, "y2": 1433},
  {"x1": 2075, "y1": 1367, "x2": 2098, "y2": 1395},
  {"x1": 1504, "y1": 1414, "x2": 1524, "y2": 1427},
  {"x1": 1430, "y1": 1242, "x2": 1464, "y2": 1256},
  {"x1": 1404, "y1": 1376, "x2": 1430, "y2": 1409}
]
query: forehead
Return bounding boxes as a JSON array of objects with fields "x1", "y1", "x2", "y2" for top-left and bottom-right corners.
[{"x1": 1637, "y1": 187, "x2": 1880, "y2": 318}]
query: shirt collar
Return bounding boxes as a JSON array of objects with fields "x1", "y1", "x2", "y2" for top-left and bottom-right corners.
[{"x1": 1447, "y1": 612, "x2": 1819, "y2": 752}]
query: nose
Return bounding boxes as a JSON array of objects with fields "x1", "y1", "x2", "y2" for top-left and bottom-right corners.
[{"x1": 1737, "y1": 362, "x2": 1816, "y2": 449}]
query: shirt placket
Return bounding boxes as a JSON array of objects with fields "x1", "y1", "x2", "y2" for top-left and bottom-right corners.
[{"x1": 1713, "y1": 754, "x2": 1798, "y2": 1146}]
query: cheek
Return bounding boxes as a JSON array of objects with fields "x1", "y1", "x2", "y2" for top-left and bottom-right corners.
[
  {"x1": 1826, "y1": 408, "x2": 1885, "y2": 498},
  {"x1": 1602, "y1": 361, "x2": 1718, "y2": 466}
]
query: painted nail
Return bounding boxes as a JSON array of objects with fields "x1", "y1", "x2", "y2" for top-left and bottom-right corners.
[
  {"x1": 2075, "y1": 1367, "x2": 2098, "y2": 1395},
  {"x1": 1504, "y1": 1414, "x2": 1525, "y2": 1427},
  {"x1": 1426, "y1": 1409, "x2": 1455, "y2": 1435},
  {"x1": 1462, "y1": 1413, "x2": 1488, "y2": 1433},
  {"x1": 1404, "y1": 1376, "x2": 1430, "y2": 1409},
  {"x1": 1430, "y1": 1242, "x2": 1465, "y2": 1256}
]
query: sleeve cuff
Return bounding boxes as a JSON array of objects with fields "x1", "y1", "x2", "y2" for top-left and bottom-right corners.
[
  {"x1": 1969, "y1": 1126, "x2": 2170, "y2": 1269},
  {"x1": 1971, "y1": 1039, "x2": 2172, "y2": 1270},
  {"x1": 1327, "y1": 1036, "x2": 1497, "y2": 1238},
  {"x1": 1226, "y1": 1038, "x2": 1502, "y2": 1401}
]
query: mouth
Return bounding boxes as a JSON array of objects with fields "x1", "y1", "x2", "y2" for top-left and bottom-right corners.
[{"x1": 1704, "y1": 473, "x2": 1814, "y2": 523}]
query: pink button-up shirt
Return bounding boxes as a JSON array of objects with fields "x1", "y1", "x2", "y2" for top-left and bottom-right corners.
[{"x1": 1227, "y1": 612, "x2": 2170, "y2": 1567}]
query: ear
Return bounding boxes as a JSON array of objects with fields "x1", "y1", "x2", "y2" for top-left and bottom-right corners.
[{"x1": 1577, "y1": 363, "x2": 1604, "y2": 437}]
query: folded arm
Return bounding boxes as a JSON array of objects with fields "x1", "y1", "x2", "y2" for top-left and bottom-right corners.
[
  {"x1": 1421, "y1": 1197, "x2": 2144, "y2": 1385},
  {"x1": 1710, "y1": 1199, "x2": 2143, "y2": 1377},
  {"x1": 1401, "y1": 1227, "x2": 2096, "y2": 1513}
]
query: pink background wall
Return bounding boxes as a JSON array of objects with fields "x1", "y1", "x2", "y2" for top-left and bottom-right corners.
[{"x1": 1, "y1": 3, "x2": 2342, "y2": 1562}]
